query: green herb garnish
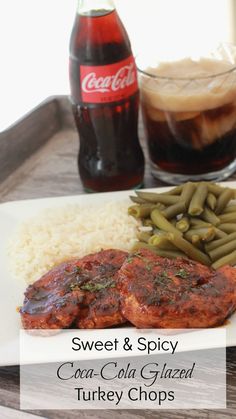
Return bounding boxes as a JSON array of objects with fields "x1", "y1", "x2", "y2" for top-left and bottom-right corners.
[
  {"x1": 127, "y1": 253, "x2": 154, "y2": 272},
  {"x1": 154, "y1": 271, "x2": 170, "y2": 284},
  {"x1": 126, "y1": 252, "x2": 143, "y2": 264},
  {"x1": 80, "y1": 280, "x2": 116, "y2": 293},
  {"x1": 175, "y1": 269, "x2": 188, "y2": 278},
  {"x1": 70, "y1": 283, "x2": 80, "y2": 291},
  {"x1": 126, "y1": 256, "x2": 134, "y2": 264}
]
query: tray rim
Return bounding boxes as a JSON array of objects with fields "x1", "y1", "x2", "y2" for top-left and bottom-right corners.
[{"x1": 0, "y1": 95, "x2": 74, "y2": 187}]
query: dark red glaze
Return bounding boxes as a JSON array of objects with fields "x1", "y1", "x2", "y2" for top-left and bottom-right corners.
[
  {"x1": 20, "y1": 249, "x2": 128, "y2": 330},
  {"x1": 20, "y1": 260, "x2": 84, "y2": 329},
  {"x1": 21, "y1": 247, "x2": 236, "y2": 330},
  {"x1": 74, "y1": 249, "x2": 128, "y2": 328},
  {"x1": 118, "y1": 249, "x2": 236, "y2": 328}
]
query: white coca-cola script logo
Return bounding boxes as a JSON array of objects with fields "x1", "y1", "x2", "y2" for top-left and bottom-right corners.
[{"x1": 82, "y1": 63, "x2": 136, "y2": 94}]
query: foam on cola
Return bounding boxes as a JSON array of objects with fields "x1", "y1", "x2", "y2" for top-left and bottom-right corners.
[{"x1": 140, "y1": 57, "x2": 236, "y2": 177}]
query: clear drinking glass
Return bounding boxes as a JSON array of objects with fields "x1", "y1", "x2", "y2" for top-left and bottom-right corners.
[{"x1": 137, "y1": 44, "x2": 236, "y2": 184}]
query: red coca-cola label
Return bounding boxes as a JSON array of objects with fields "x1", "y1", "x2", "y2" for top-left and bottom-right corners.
[{"x1": 80, "y1": 56, "x2": 138, "y2": 103}]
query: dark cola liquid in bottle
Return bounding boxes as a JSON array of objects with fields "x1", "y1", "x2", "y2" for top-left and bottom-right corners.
[{"x1": 69, "y1": 0, "x2": 144, "y2": 192}]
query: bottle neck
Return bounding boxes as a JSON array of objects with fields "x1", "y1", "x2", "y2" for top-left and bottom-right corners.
[{"x1": 77, "y1": 0, "x2": 115, "y2": 16}]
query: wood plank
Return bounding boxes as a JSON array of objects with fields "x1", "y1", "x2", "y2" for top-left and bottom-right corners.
[
  {"x1": 0, "y1": 405, "x2": 46, "y2": 419},
  {"x1": 0, "y1": 349, "x2": 236, "y2": 418}
]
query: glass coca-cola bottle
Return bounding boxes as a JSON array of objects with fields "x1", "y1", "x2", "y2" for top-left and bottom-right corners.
[{"x1": 69, "y1": 0, "x2": 144, "y2": 192}]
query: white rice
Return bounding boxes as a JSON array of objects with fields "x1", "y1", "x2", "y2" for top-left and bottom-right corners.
[{"x1": 7, "y1": 200, "x2": 140, "y2": 284}]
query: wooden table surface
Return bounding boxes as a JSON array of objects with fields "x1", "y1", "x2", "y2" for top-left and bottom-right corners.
[{"x1": 1, "y1": 98, "x2": 236, "y2": 418}]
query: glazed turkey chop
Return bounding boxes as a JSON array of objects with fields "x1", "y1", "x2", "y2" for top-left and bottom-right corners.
[
  {"x1": 20, "y1": 249, "x2": 127, "y2": 329},
  {"x1": 118, "y1": 249, "x2": 236, "y2": 328}
]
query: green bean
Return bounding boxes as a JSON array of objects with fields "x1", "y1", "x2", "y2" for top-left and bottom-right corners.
[
  {"x1": 136, "y1": 191, "x2": 179, "y2": 205},
  {"x1": 189, "y1": 218, "x2": 212, "y2": 229},
  {"x1": 137, "y1": 231, "x2": 152, "y2": 243},
  {"x1": 215, "y1": 188, "x2": 234, "y2": 215},
  {"x1": 218, "y1": 223, "x2": 236, "y2": 233},
  {"x1": 180, "y1": 182, "x2": 196, "y2": 208},
  {"x1": 145, "y1": 202, "x2": 166, "y2": 211},
  {"x1": 132, "y1": 241, "x2": 186, "y2": 258},
  {"x1": 185, "y1": 227, "x2": 215, "y2": 243},
  {"x1": 143, "y1": 219, "x2": 154, "y2": 227},
  {"x1": 200, "y1": 207, "x2": 220, "y2": 226},
  {"x1": 207, "y1": 183, "x2": 224, "y2": 197},
  {"x1": 132, "y1": 242, "x2": 156, "y2": 252},
  {"x1": 128, "y1": 204, "x2": 155, "y2": 218},
  {"x1": 192, "y1": 235, "x2": 200, "y2": 244},
  {"x1": 153, "y1": 227, "x2": 162, "y2": 235},
  {"x1": 205, "y1": 232, "x2": 236, "y2": 252},
  {"x1": 214, "y1": 228, "x2": 227, "y2": 239},
  {"x1": 148, "y1": 234, "x2": 177, "y2": 250},
  {"x1": 161, "y1": 185, "x2": 183, "y2": 195},
  {"x1": 191, "y1": 236, "x2": 204, "y2": 249},
  {"x1": 156, "y1": 203, "x2": 166, "y2": 211},
  {"x1": 207, "y1": 183, "x2": 236, "y2": 199},
  {"x1": 219, "y1": 212, "x2": 236, "y2": 223},
  {"x1": 192, "y1": 236, "x2": 206, "y2": 250},
  {"x1": 130, "y1": 182, "x2": 236, "y2": 269},
  {"x1": 208, "y1": 240, "x2": 236, "y2": 262},
  {"x1": 212, "y1": 250, "x2": 236, "y2": 269},
  {"x1": 167, "y1": 232, "x2": 211, "y2": 265},
  {"x1": 184, "y1": 230, "x2": 200, "y2": 244},
  {"x1": 188, "y1": 183, "x2": 208, "y2": 216},
  {"x1": 222, "y1": 204, "x2": 236, "y2": 214},
  {"x1": 176, "y1": 217, "x2": 190, "y2": 233},
  {"x1": 206, "y1": 193, "x2": 217, "y2": 210},
  {"x1": 129, "y1": 196, "x2": 147, "y2": 204},
  {"x1": 184, "y1": 230, "x2": 197, "y2": 243},
  {"x1": 161, "y1": 201, "x2": 186, "y2": 219},
  {"x1": 151, "y1": 209, "x2": 182, "y2": 236}
]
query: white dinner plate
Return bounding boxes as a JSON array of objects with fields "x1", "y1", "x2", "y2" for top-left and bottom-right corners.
[{"x1": 1, "y1": 183, "x2": 236, "y2": 366}]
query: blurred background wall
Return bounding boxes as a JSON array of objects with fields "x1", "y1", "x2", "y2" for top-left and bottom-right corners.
[{"x1": 0, "y1": 0, "x2": 235, "y2": 131}]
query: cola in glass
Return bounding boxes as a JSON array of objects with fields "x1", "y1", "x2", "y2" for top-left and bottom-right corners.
[
  {"x1": 138, "y1": 51, "x2": 236, "y2": 183},
  {"x1": 69, "y1": 0, "x2": 144, "y2": 192}
]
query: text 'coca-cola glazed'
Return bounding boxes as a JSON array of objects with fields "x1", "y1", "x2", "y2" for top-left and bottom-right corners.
[{"x1": 69, "y1": 0, "x2": 144, "y2": 192}]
